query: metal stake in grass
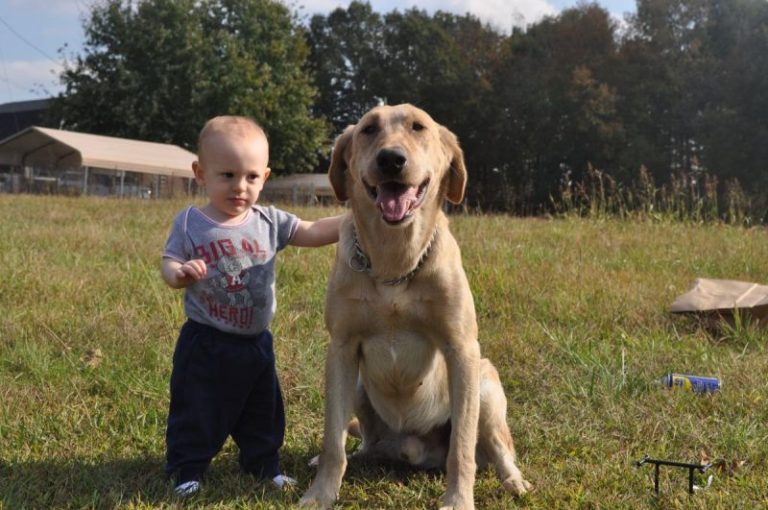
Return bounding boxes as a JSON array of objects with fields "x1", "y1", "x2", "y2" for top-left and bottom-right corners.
[{"x1": 635, "y1": 454, "x2": 713, "y2": 495}]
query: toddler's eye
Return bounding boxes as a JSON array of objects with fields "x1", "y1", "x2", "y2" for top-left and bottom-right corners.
[{"x1": 223, "y1": 172, "x2": 234, "y2": 179}]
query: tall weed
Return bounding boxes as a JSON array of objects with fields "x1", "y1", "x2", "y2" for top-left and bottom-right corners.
[{"x1": 553, "y1": 165, "x2": 756, "y2": 225}]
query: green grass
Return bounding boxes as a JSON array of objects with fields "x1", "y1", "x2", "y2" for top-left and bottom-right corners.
[{"x1": 1, "y1": 194, "x2": 767, "y2": 509}]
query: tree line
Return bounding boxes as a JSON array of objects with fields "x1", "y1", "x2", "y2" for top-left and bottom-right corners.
[{"x1": 48, "y1": 0, "x2": 768, "y2": 218}]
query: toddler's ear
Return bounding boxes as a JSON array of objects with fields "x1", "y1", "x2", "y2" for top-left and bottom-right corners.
[
  {"x1": 192, "y1": 161, "x2": 205, "y2": 184},
  {"x1": 264, "y1": 167, "x2": 271, "y2": 180}
]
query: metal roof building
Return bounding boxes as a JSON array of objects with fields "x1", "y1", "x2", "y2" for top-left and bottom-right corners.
[
  {"x1": 261, "y1": 173, "x2": 336, "y2": 205},
  {"x1": 0, "y1": 126, "x2": 196, "y2": 198}
]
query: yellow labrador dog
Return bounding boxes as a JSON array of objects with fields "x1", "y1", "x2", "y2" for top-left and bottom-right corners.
[{"x1": 300, "y1": 104, "x2": 530, "y2": 510}]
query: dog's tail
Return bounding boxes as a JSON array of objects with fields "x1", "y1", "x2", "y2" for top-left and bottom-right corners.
[{"x1": 347, "y1": 418, "x2": 362, "y2": 438}]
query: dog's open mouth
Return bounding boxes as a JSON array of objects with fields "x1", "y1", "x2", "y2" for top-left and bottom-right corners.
[{"x1": 365, "y1": 179, "x2": 430, "y2": 224}]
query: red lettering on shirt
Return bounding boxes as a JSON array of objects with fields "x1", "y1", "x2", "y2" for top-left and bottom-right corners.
[
  {"x1": 194, "y1": 238, "x2": 244, "y2": 264},
  {"x1": 195, "y1": 244, "x2": 212, "y2": 264},
  {"x1": 206, "y1": 298, "x2": 254, "y2": 330},
  {"x1": 219, "y1": 239, "x2": 236, "y2": 257},
  {"x1": 252, "y1": 240, "x2": 268, "y2": 259}
]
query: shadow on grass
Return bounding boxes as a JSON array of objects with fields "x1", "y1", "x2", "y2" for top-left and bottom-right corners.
[
  {"x1": 1, "y1": 455, "x2": 171, "y2": 508},
  {"x1": 1, "y1": 446, "x2": 453, "y2": 508},
  {"x1": 341, "y1": 453, "x2": 447, "y2": 488},
  {"x1": 0, "y1": 448, "x2": 318, "y2": 508}
]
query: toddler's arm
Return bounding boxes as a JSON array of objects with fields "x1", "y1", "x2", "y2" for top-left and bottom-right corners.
[
  {"x1": 161, "y1": 257, "x2": 208, "y2": 289},
  {"x1": 290, "y1": 214, "x2": 344, "y2": 247}
]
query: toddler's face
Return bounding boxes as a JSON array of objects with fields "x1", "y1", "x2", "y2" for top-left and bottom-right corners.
[{"x1": 194, "y1": 131, "x2": 270, "y2": 222}]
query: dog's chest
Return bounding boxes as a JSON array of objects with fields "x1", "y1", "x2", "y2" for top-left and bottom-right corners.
[
  {"x1": 356, "y1": 287, "x2": 440, "y2": 385},
  {"x1": 359, "y1": 328, "x2": 443, "y2": 396},
  {"x1": 376, "y1": 285, "x2": 423, "y2": 318},
  {"x1": 338, "y1": 281, "x2": 431, "y2": 324},
  {"x1": 358, "y1": 326, "x2": 450, "y2": 432}
]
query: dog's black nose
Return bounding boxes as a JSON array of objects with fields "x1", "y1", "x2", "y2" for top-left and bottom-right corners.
[{"x1": 376, "y1": 148, "x2": 407, "y2": 175}]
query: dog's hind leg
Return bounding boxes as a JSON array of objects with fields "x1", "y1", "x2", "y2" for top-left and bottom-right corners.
[
  {"x1": 348, "y1": 383, "x2": 410, "y2": 464},
  {"x1": 351, "y1": 384, "x2": 450, "y2": 469},
  {"x1": 351, "y1": 383, "x2": 390, "y2": 455},
  {"x1": 476, "y1": 359, "x2": 532, "y2": 496}
]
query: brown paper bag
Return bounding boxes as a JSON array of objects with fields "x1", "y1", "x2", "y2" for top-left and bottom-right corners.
[{"x1": 671, "y1": 278, "x2": 768, "y2": 324}]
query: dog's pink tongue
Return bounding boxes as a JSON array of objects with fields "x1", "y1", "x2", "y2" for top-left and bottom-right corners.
[{"x1": 377, "y1": 184, "x2": 418, "y2": 222}]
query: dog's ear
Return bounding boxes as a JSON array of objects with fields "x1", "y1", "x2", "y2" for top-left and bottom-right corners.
[
  {"x1": 328, "y1": 125, "x2": 354, "y2": 202},
  {"x1": 440, "y1": 126, "x2": 467, "y2": 204}
]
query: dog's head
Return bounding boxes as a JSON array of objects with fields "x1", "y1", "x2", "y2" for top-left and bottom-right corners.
[{"x1": 329, "y1": 104, "x2": 467, "y2": 226}]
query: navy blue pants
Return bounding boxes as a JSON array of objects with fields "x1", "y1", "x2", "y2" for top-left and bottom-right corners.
[{"x1": 165, "y1": 320, "x2": 285, "y2": 484}]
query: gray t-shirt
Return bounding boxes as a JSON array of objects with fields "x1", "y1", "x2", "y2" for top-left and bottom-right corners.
[{"x1": 163, "y1": 205, "x2": 299, "y2": 335}]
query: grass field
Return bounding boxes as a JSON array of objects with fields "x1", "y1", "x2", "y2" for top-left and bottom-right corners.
[{"x1": 1, "y1": 194, "x2": 767, "y2": 509}]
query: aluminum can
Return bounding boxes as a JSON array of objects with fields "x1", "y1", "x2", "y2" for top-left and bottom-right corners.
[{"x1": 660, "y1": 373, "x2": 721, "y2": 393}]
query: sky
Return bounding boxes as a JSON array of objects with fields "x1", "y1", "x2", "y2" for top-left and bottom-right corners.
[{"x1": 0, "y1": 0, "x2": 637, "y2": 105}]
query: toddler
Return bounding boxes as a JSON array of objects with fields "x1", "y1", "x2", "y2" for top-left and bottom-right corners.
[{"x1": 161, "y1": 115, "x2": 342, "y2": 496}]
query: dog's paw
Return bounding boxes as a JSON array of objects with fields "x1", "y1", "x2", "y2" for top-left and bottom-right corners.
[
  {"x1": 438, "y1": 503, "x2": 475, "y2": 510},
  {"x1": 299, "y1": 475, "x2": 338, "y2": 510},
  {"x1": 299, "y1": 491, "x2": 336, "y2": 509},
  {"x1": 439, "y1": 493, "x2": 475, "y2": 510},
  {"x1": 502, "y1": 476, "x2": 532, "y2": 496},
  {"x1": 298, "y1": 497, "x2": 330, "y2": 509}
]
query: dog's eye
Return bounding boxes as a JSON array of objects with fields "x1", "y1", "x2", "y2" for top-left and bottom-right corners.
[
  {"x1": 412, "y1": 122, "x2": 425, "y2": 132},
  {"x1": 361, "y1": 124, "x2": 377, "y2": 135}
]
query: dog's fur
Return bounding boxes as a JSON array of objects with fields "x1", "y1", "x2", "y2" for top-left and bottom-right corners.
[{"x1": 299, "y1": 104, "x2": 530, "y2": 510}]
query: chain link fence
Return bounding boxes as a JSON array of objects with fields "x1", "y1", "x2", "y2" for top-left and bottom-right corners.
[{"x1": 0, "y1": 165, "x2": 196, "y2": 198}]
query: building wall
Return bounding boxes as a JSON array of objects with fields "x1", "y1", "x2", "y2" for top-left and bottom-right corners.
[{"x1": 0, "y1": 99, "x2": 51, "y2": 141}]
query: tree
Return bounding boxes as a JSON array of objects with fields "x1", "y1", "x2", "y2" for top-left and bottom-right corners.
[
  {"x1": 697, "y1": 0, "x2": 768, "y2": 192},
  {"x1": 488, "y1": 4, "x2": 622, "y2": 211},
  {"x1": 307, "y1": 1, "x2": 385, "y2": 133},
  {"x1": 373, "y1": 9, "x2": 506, "y2": 207},
  {"x1": 307, "y1": 3, "x2": 505, "y2": 202},
  {"x1": 617, "y1": 0, "x2": 713, "y2": 182},
  {"x1": 297, "y1": 0, "x2": 768, "y2": 214},
  {"x1": 49, "y1": 0, "x2": 327, "y2": 172}
]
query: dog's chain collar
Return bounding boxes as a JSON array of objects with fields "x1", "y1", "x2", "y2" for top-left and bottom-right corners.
[{"x1": 349, "y1": 225, "x2": 438, "y2": 286}]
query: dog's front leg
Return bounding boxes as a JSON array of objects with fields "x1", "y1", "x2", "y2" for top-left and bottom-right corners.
[
  {"x1": 439, "y1": 340, "x2": 481, "y2": 510},
  {"x1": 300, "y1": 338, "x2": 358, "y2": 509}
]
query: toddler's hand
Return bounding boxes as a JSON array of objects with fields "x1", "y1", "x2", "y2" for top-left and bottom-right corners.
[{"x1": 175, "y1": 259, "x2": 207, "y2": 286}]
